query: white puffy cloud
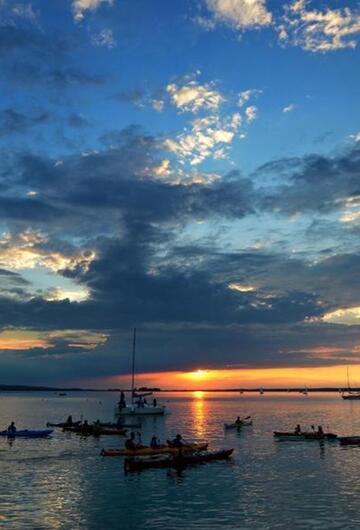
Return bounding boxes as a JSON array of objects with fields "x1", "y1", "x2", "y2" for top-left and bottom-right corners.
[
  {"x1": 279, "y1": 0, "x2": 360, "y2": 52},
  {"x1": 0, "y1": 230, "x2": 95, "y2": 273},
  {"x1": 72, "y1": 0, "x2": 113, "y2": 22},
  {"x1": 283, "y1": 103, "x2": 295, "y2": 113},
  {"x1": 164, "y1": 112, "x2": 242, "y2": 166},
  {"x1": 201, "y1": 0, "x2": 272, "y2": 31},
  {"x1": 166, "y1": 80, "x2": 225, "y2": 114},
  {"x1": 245, "y1": 105, "x2": 257, "y2": 123},
  {"x1": 238, "y1": 88, "x2": 262, "y2": 107},
  {"x1": 92, "y1": 29, "x2": 117, "y2": 49}
]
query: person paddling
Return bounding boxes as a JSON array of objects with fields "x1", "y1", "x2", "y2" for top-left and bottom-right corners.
[{"x1": 235, "y1": 416, "x2": 242, "y2": 426}]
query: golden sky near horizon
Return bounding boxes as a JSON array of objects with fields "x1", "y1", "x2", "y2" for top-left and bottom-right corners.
[{"x1": 101, "y1": 365, "x2": 360, "y2": 390}]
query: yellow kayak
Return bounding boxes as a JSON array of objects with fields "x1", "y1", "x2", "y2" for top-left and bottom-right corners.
[{"x1": 101, "y1": 442, "x2": 208, "y2": 457}]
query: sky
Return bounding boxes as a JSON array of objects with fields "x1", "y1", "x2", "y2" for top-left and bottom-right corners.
[{"x1": 0, "y1": 0, "x2": 360, "y2": 389}]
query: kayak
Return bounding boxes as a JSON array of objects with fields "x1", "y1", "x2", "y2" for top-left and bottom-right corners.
[
  {"x1": 0, "y1": 429, "x2": 53, "y2": 438},
  {"x1": 101, "y1": 442, "x2": 209, "y2": 457},
  {"x1": 63, "y1": 425, "x2": 127, "y2": 436},
  {"x1": 224, "y1": 420, "x2": 253, "y2": 429},
  {"x1": 124, "y1": 448, "x2": 234, "y2": 471},
  {"x1": 46, "y1": 421, "x2": 81, "y2": 428},
  {"x1": 273, "y1": 431, "x2": 337, "y2": 441},
  {"x1": 338, "y1": 436, "x2": 360, "y2": 446}
]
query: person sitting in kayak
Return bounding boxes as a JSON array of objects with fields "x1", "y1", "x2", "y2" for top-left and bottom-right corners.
[
  {"x1": 171, "y1": 434, "x2": 185, "y2": 448},
  {"x1": 317, "y1": 425, "x2": 324, "y2": 436},
  {"x1": 125, "y1": 432, "x2": 141, "y2": 451},
  {"x1": 150, "y1": 436, "x2": 161, "y2": 449},
  {"x1": 7, "y1": 422, "x2": 16, "y2": 434},
  {"x1": 66, "y1": 415, "x2": 73, "y2": 426},
  {"x1": 235, "y1": 416, "x2": 242, "y2": 425},
  {"x1": 294, "y1": 424, "x2": 301, "y2": 435}
]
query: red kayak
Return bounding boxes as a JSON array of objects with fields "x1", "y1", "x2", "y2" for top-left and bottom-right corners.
[
  {"x1": 124, "y1": 448, "x2": 234, "y2": 471},
  {"x1": 63, "y1": 425, "x2": 127, "y2": 436}
]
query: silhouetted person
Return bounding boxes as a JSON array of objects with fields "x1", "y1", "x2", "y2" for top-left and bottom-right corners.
[
  {"x1": 7, "y1": 422, "x2": 16, "y2": 434},
  {"x1": 153, "y1": 398, "x2": 157, "y2": 407}
]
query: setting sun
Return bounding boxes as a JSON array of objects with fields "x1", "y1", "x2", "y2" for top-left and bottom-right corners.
[{"x1": 188, "y1": 369, "x2": 208, "y2": 379}]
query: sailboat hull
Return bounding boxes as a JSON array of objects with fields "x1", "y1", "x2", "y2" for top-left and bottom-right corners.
[{"x1": 115, "y1": 405, "x2": 166, "y2": 416}]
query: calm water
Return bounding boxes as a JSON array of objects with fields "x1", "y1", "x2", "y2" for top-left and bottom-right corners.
[{"x1": 1, "y1": 392, "x2": 360, "y2": 529}]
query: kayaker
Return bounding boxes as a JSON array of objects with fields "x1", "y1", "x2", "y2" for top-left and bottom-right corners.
[
  {"x1": 125, "y1": 432, "x2": 137, "y2": 451},
  {"x1": 150, "y1": 436, "x2": 160, "y2": 449},
  {"x1": 171, "y1": 434, "x2": 185, "y2": 457},
  {"x1": 153, "y1": 397, "x2": 157, "y2": 407},
  {"x1": 235, "y1": 416, "x2": 242, "y2": 425},
  {"x1": 66, "y1": 415, "x2": 73, "y2": 426},
  {"x1": 7, "y1": 422, "x2": 16, "y2": 434},
  {"x1": 317, "y1": 425, "x2": 324, "y2": 436},
  {"x1": 171, "y1": 434, "x2": 185, "y2": 448},
  {"x1": 294, "y1": 424, "x2": 301, "y2": 435}
]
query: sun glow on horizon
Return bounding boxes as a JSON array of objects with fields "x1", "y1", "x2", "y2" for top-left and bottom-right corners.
[{"x1": 103, "y1": 364, "x2": 360, "y2": 391}]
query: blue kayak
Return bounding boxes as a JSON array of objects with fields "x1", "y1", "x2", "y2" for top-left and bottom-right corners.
[{"x1": 0, "y1": 429, "x2": 53, "y2": 438}]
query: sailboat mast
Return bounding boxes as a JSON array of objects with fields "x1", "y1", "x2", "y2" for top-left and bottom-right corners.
[{"x1": 131, "y1": 328, "x2": 136, "y2": 404}]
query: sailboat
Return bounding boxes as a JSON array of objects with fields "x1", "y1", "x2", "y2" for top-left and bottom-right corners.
[
  {"x1": 341, "y1": 368, "x2": 360, "y2": 400},
  {"x1": 115, "y1": 328, "x2": 166, "y2": 416}
]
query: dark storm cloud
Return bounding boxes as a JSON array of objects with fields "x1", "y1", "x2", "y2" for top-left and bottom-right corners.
[
  {"x1": 0, "y1": 108, "x2": 49, "y2": 136},
  {"x1": 257, "y1": 144, "x2": 360, "y2": 215},
  {"x1": 0, "y1": 127, "x2": 360, "y2": 381}
]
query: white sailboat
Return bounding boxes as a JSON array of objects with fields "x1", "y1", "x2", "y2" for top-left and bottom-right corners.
[
  {"x1": 341, "y1": 367, "x2": 360, "y2": 400},
  {"x1": 115, "y1": 328, "x2": 166, "y2": 416}
]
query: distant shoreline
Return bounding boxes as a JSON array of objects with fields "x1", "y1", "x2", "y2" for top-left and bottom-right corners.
[{"x1": 0, "y1": 385, "x2": 353, "y2": 393}]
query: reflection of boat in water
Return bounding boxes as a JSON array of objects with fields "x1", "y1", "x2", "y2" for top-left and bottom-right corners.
[
  {"x1": 341, "y1": 368, "x2": 360, "y2": 400},
  {"x1": 115, "y1": 329, "x2": 166, "y2": 417}
]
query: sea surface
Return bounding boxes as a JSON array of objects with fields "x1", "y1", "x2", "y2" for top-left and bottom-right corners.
[{"x1": 1, "y1": 391, "x2": 360, "y2": 529}]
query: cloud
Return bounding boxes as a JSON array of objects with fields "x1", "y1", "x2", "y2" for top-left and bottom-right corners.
[
  {"x1": 72, "y1": 0, "x2": 114, "y2": 22},
  {"x1": 92, "y1": 28, "x2": 116, "y2": 49},
  {"x1": 0, "y1": 230, "x2": 95, "y2": 273},
  {"x1": 279, "y1": 0, "x2": 360, "y2": 52},
  {"x1": 0, "y1": 26, "x2": 105, "y2": 87},
  {"x1": 200, "y1": 0, "x2": 272, "y2": 31},
  {"x1": 164, "y1": 112, "x2": 243, "y2": 166},
  {"x1": 245, "y1": 105, "x2": 257, "y2": 123},
  {"x1": 282, "y1": 103, "x2": 295, "y2": 113},
  {"x1": 166, "y1": 80, "x2": 225, "y2": 113},
  {"x1": 238, "y1": 89, "x2": 262, "y2": 107},
  {"x1": 0, "y1": 108, "x2": 49, "y2": 136},
  {"x1": 257, "y1": 144, "x2": 360, "y2": 216}
]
